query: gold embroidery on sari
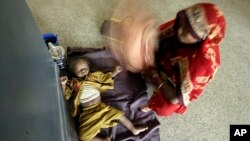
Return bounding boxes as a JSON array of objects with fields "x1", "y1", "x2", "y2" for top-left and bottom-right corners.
[
  {"x1": 204, "y1": 47, "x2": 217, "y2": 70},
  {"x1": 185, "y1": 5, "x2": 209, "y2": 39},
  {"x1": 194, "y1": 84, "x2": 205, "y2": 90},
  {"x1": 172, "y1": 57, "x2": 193, "y2": 106},
  {"x1": 213, "y1": 5, "x2": 224, "y2": 17},
  {"x1": 196, "y1": 76, "x2": 210, "y2": 84},
  {"x1": 208, "y1": 24, "x2": 223, "y2": 41}
]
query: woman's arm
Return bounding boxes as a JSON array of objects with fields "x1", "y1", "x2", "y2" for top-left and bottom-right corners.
[{"x1": 147, "y1": 68, "x2": 178, "y2": 104}]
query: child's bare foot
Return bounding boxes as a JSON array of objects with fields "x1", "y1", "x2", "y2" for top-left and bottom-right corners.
[
  {"x1": 91, "y1": 137, "x2": 110, "y2": 141},
  {"x1": 131, "y1": 126, "x2": 148, "y2": 135},
  {"x1": 103, "y1": 137, "x2": 111, "y2": 141},
  {"x1": 141, "y1": 105, "x2": 152, "y2": 112}
]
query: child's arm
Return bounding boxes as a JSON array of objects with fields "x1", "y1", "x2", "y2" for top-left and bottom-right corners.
[
  {"x1": 112, "y1": 66, "x2": 123, "y2": 77},
  {"x1": 85, "y1": 70, "x2": 117, "y2": 92},
  {"x1": 60, "y1": 76, "x2": 73, "y2": 100},
  {"x1": 60, "y1": 76, "x2": 79, "y2": 117},
  {"x1": 88, "y1": 66, "x2": 122, "y2": 83},
  {"x1": 60, "y1": 76, "x2": 68, "y2": 94}
]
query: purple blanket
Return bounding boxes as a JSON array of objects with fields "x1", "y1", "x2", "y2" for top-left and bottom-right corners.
[{"x1": 66, "y1": 47, "x2": 160, "y2": 141}]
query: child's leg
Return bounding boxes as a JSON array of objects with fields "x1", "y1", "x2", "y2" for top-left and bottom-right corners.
[{"x1": 118, "y1": 116, "x2": 148, "y2": 135}]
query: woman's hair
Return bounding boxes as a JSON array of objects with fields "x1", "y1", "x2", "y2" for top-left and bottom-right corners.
[{"x1": 173, "y1": 10, "x2": 203, "y2": 42}]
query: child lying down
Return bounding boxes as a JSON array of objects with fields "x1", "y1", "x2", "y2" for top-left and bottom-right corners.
[{"x1": 60, "y1": 56, "x2": 148, "y2": 141}]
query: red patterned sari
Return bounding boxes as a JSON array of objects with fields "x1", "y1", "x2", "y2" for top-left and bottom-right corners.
[{"x1": 148, "y1": 3, "x2": 226, "y2": 116}]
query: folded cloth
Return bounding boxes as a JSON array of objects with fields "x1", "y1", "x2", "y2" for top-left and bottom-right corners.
[{"x1": 79, "y1": 102, "x2": 124, "y2": 141}]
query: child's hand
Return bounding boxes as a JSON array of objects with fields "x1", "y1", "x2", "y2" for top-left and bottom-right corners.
[
  {"x1": 112, "y1": 66, "x2": 123, "y2": 77},
  {"x1": 115, "y1": 66, "x2": 123, "y2": 73},
  {"x1": 60, "y1": 76, "x2": 68, "y2": 86}
]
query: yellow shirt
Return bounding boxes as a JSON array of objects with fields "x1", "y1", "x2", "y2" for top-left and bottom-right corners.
[{"x1": 65, "y1": 71, "x2": 114, "y2": 117}]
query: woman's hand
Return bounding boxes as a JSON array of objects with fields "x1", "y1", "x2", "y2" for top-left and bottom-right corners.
[
  {"x1": 159, "y1": 84, "x2": 178, "y2": 104},
  {"x1": 144, "y1": 68, "x2": 178, "y2": 104},
  {"x1": 142, "y1": 68, "x2": 158, "y2": 80}
]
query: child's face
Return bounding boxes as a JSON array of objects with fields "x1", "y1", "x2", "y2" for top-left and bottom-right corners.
[
  {"x1": 73, "y1": 59, "x2": 90, "y2": 78},
  {"x1": 177, "y1": 20, "x2": 198, "y2": 44}
]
